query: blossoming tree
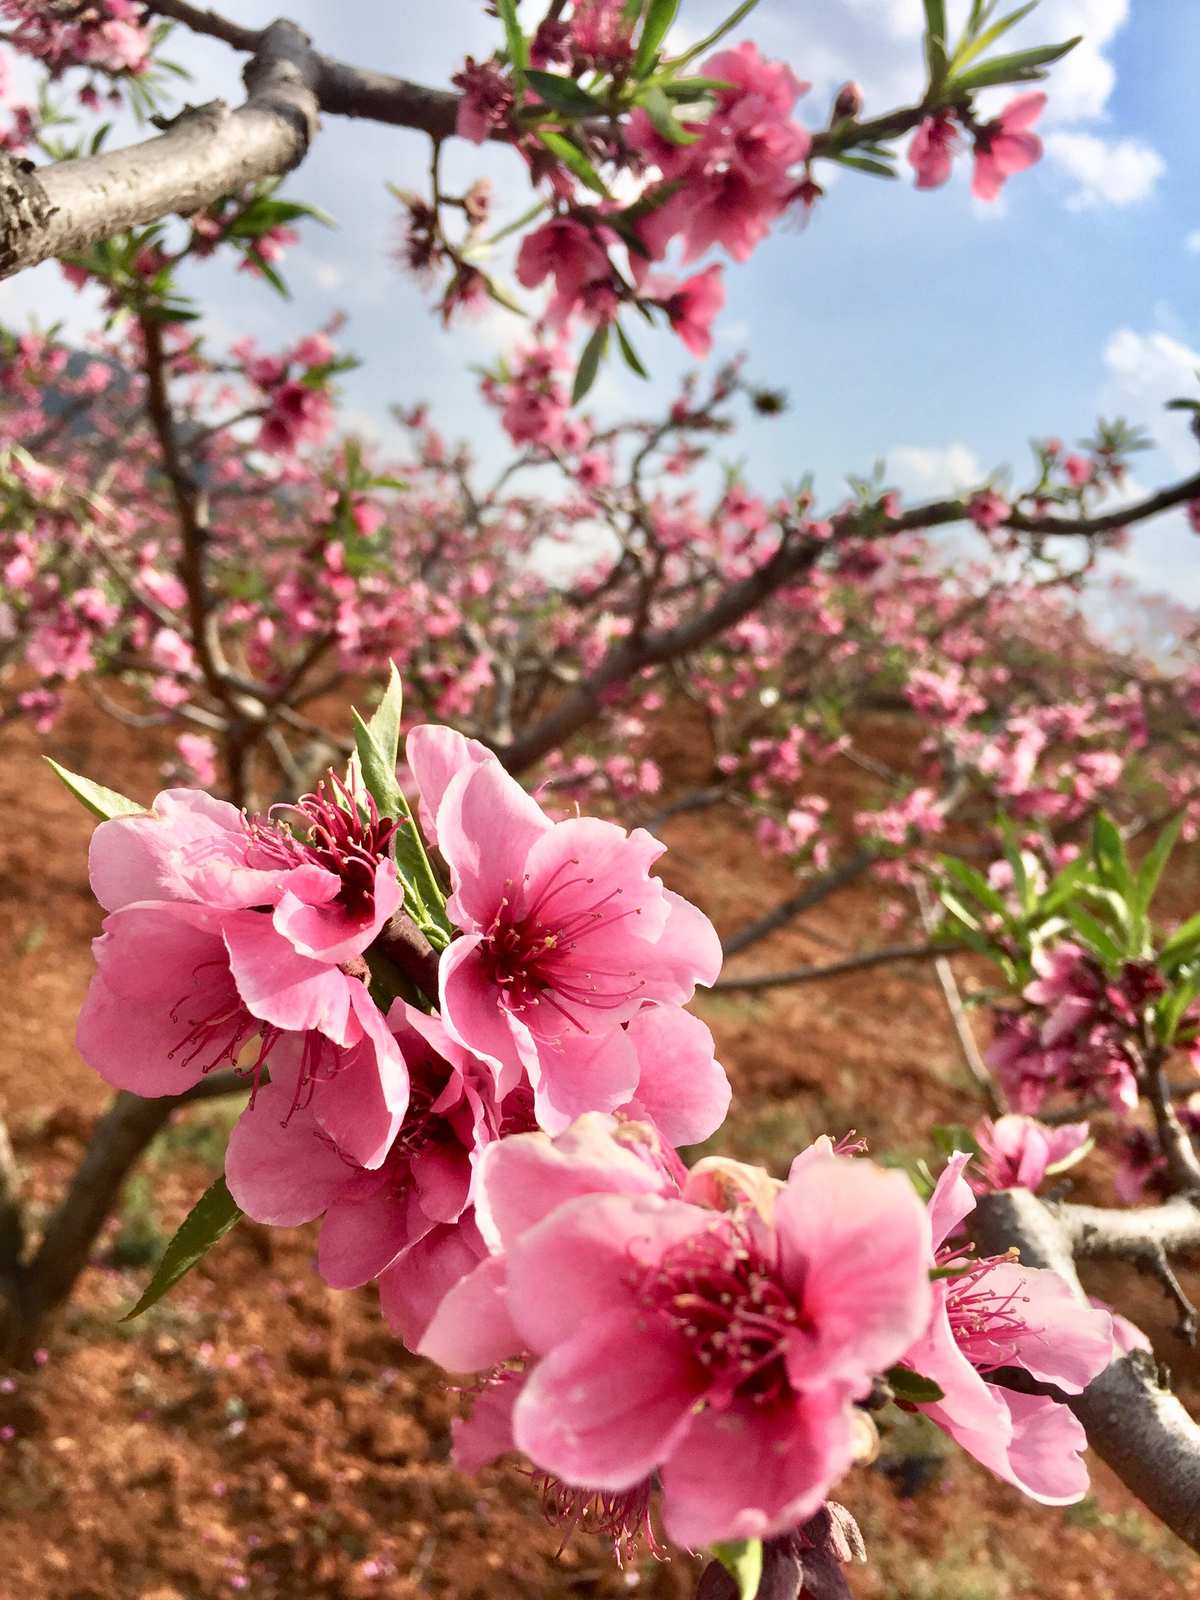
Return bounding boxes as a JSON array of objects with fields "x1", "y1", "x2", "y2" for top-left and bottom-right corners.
[{"x1": 3, "y1": 1, "x2": 1200, "y2": 1593}]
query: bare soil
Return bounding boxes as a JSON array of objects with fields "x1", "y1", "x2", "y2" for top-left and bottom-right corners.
[{"x1": 1, "y1": 693, "x2": 1198, "y2": 1600}]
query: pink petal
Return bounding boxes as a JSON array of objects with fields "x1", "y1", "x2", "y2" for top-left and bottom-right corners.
[
  {"x1": 377, "y1": 1217, "x2": 487, "y2": 1351},
  {"x1": 439, "y1": 758, "x2": 551, "y2": 929},
  {"x1": 659, "y1": 1390, "x2": 855, "y2": 1548},
  {"x1": 223, "y1": 911, "x2": 355, "y2": 1044},
  {"x1": 525, "y1": 1026, "x2": 641, "y2": 1134},
  {"x1": 418, "y1": 1254, "x2": 522, "y2": 1371},
  {"x1": 318, "y1": 1177, "x2": 415, "y2": 1288},
  {"x1": 474, "y1": 1114, "x2": 667, "y2": 1253},
  {"x1": 927, "y1": 1151, "x2": 977, "y2": 1251},
  {"x1": 405, "y1": 723, "x2": 495, "y2": 847},
  {"x1": 776, "y1": 1158, "x2": 932, "y2": 1390},
  {"x1": 225, "y1": 1076, "x2": 349, "y2": 1226},
  {"x1": 513, "y1": 1307, "x2": 698, "y2": 1491},
  {"x1": 310, "y1": 983, "x2": 410, "y2": 1168},
  {"x1": 982, "y1": 1262, "x2": 1113, "y2": 1392},
  {"x1": 452, "y1": 1374, "x2": 523, "y2": 1472},
  {"x1": 439, "y1": 933, "x2": 523, "y2": 1087},
  {"x1": 271, "y1": 858, "x2": 402, "y2": 966},
  {"x1": 998, "y1": 92, "x2": 1046, "y2": 133},
  {"x1": 623, "y1": 1005, "x2": 730, "y2": 1146},
  {"x1": 506, "y1": 1193, "x2": 709, "y2": 1354},
  {"x1": 993, "y1": 1387, "x2": 1091, "y2": 1504}
]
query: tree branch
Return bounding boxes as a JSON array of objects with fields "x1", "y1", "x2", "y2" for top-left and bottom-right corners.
[
  {"x1": 973, "y1": 1188, "x2": 1200, "y2": 1552},
  {"x1": 720, "y1": 850, "x2": 880, "y2": 959},
  {"x1": 713, "y1": 940, "x2": 962, "y2": 991},
  {"x1": 0, "y1": 20, "x2": 320, "y2": 280}
]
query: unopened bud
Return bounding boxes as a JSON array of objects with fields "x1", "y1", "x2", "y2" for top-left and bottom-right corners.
[{"x1": 833, "y1": 80, "x2": 863, "y2": 120}]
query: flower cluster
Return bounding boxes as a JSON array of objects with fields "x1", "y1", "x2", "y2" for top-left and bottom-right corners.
[
  {"x1": 986, "y1": 943, "x2": 1164, "y2": 1115},
  {"x1": 72, "y1": 707, "x2": 1120, "y2": 1566}
]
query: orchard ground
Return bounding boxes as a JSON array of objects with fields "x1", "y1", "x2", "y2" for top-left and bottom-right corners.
[{"x1": 1, "y1": 690, "x2": 1198, "y2": 1600}]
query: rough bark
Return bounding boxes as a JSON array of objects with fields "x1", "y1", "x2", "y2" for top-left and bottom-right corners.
[
  {"x1": 974, "y1": 1188, "x2": 1200, "y2": 1553},
  {"x1": 0, "y1": 20, "x2": 320, "y2": 280}
]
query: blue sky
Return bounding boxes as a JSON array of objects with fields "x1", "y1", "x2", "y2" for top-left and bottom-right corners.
[{"x1": 3, "y1": 0, "x2": 1198, "y2": 604}]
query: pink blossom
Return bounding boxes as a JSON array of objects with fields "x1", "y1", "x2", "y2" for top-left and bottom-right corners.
[
  {"x1": 901, "y1": 1153, "x2": 1113, "y2": 1503},
  {"x1": 426, "y1": 1132, "x2": 931, "y2": 1546},
  {"x1": 452, "y1": 57, "x2": 514, "y2": 144},
  {"x1": 971, "y1": 1114, "x2": 1091, "y2": 1194},
  {"x1": 1064, "y1": 453, "x2": 1094, "y2": 487},
  {"x1": 662, "y1": 265, "x2": 725, "y2": 358},
  {"x1": 76, "y1": 781, "x2": 408, "y2": 1166},
  {"x1": 517, "y1": 219, "x2": 611, "y2": 308},
  {"x1": 972, "y1": 94, "x2": 1046, "y2": 202},
  {"x1": 908, "y1": 112, "x2": 959, "y2": 189},
  {"x1": 967, "y1": 489, "x2": 1010, "y2": 531},
  {"x1": 226, "y1": 1002, "x2": 534, "y2": 1305},
  {"x1": 408, "y1": 726, "x2": 722, "y2": 1129},
  {"x1": 176, "y1": 733, "x2": 218, "y2": 788}
]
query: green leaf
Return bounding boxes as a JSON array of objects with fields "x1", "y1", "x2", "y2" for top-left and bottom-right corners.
[
  {"x1": 614, "y1": 320, "x2": 648, "y2": 378},
  {"x1": 1045, "y1": 1134, "x2": 1094, "y2": 1177},
  {"x1": 535, "y1": 128, "x2": 611, "y2": 196},
  {"x1": 638, "y1": 83, "x2": 701, "y2": 143},
  {"x1": 634, "y1": 0, "x2": 680, "y2": 77},
  {"x1": 1065, "y1": 904, "x2": 1125, "y2": 967},
  {"x1": 525, "y1": 70, "x2": 607, "y2": 116},
  {"x1": 830, "y1": 152, "x2": 898, "y2": 178},
  {"x1": 662, "y1": 0, "x2": 759, "y2": 71},
  {"x1": 939, "y1": 856, "x2": 1009, "y2": 918},
  {"x1": 923, "y1": 0, "x2": 949, "y2": 86},
  {"x1": 45, "y1": 758, "x2": 145, "y2": 821},
  {"x1": 950, "y1": 36, "x2": 1081, "y2": 92},
  {"x1": 1036, "y1": 852, "x2": 1094, "y2": 919},
  {"x1": 950, "y1": 1, "x2": 1038, "y2": 74},
  {"x1": 711, "y1": 1539, "x2": 762, "y2": 1600},
  {"x1": 1091, "y1": 813, "x2": 1133, "y2": 895},
  {"x1": 1160, "y1": 912, "x2": 1200, "y2": 972},
  {"x1": 122, "y1": 1176, "x2": 242, "y2": 1320},
  {"x1": 931, "y1": 1123, "x2": 980, "y2": 1159},
  {"x1": 572, "y1": 323, "x2": 609, "y2": 403},
  {"x1": 496, "y1": 0, "x2": 528, "y2": 89},
  {"x1": 1133, "y1": 813, "x2": 1182, "y2": 922},
  {"x1": 1158, "y1": 970, "x2": 1200, "y2": 1046},
  {"x1": 363, "y1": 660, "x2": 404, "y2": 775},
  {"x1": 887, "y1": 1364, "x2": 945, "y2": 1403}
]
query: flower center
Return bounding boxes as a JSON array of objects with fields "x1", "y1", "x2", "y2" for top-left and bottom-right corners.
[
  {"x1": 247, "y1": 772, "x2": 398, "y2": 917},
  {"x1": 635, "y1": 1219, "x2": 801, "y2": 1406},
  {"x1": 940, "y1": 1249, "x2": 1031, "y2": 1373},
  {"x1": 481, "y1": 855, "x2": 645, "y2": 1032}
]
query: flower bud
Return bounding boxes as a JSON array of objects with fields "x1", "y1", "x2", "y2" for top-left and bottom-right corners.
[{"x1": 832, "y1": 80, "x2": 863, "y2": 120}]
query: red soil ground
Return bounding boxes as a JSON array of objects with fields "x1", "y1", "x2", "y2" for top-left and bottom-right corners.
[{"x1": 1, "y1": 692, "x2": 1197, "y2": 1599}]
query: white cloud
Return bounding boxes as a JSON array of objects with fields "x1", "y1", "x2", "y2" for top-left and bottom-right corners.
[
  {"x1": 1044, "y1": 131, "x2": 1164, "y2": 210},
  {"x1": 1102, "y1": 327, "x2": 1200, "y2": 469},
  {"x1": 887, "y1": 443, "x2": 983, "y2": 497},
  {"x1": 1028, "y1": 0, "x2": 1128, "y2": 123},
  {"x1": 1185, "y1": 230, "x2": 1200, "y2": 255}
]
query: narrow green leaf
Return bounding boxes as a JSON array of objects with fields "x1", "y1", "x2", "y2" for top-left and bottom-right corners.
[
  {"x1": 634, "y1": 0, "x2": 680, "y2": 77},
  {"x1": 887, "y1": 1363, "x2": 945, "y2": 1404},
  {"x1": 122, "y1": 1176, "x2": 242, "y2": 1320},
  {"x1": 711, "y1": 1540, "x2": 762, "y2": 1600},
  {"x1": 45, "y1": 758, "x2": 145, "y2": 821},
  {"x1": 1065, "y1": 905, "x2": 1125, "y2": 967},
  {"x1": 614, "y1": 320, "x2": 648, "y2": 378},
  {"x1": 939, "y1": 856, "x2": 1009, "y2": 918},
  {"x1": 496, "y1": 0, "x2": 528, "y2": 88},
  {"x1": 1045, "y1": 1135, "x2": 1095, "y2": 1177},
  {"x1": 362, "y1": 661, "x2": 404, "y2": 775},
  {"x1": 535, "y1": 128, "x2": 611, "y2": 196},
  {"x1": 1133, "y1": 813, "x2": 1183, "y2": 921},
  {"x1": 923, "y1": 0, "x2": 949, "y2": 85},
  {"x1": 950, "y1": 36, "x2": 1080, "y2": 92},
  {"x1": 1158, "y1": 971, "x2": 1200, "y2": 1046},
  {"x1": 950, "y1": 1, "x2": 1038, "y2": 74},
  {"x1": 525, "y1": 70, "x2": 607, "y2": 116},
  {"x1": 829, "y1": 152, "x2": 898, "y2": 178},
  {"x1": 659, "y1": 75, "x2": 735, "y2": 98},
  {"x1": 483, "y1": 198, "x2": 548, "y2": 248},
  {"x1": 1091, "y1": 813, "x2": 1133, "y2": 896},
  {"x1": 662, "y1": 0, "x2": 759, "y2": 71},
  {"x1": 637, "y1": 84, "x2": 700, "y2": 144},
  {"x1": 572, "y1": 323, "x2": 609, "y2": 403},
  {"x1": 1159, "y1": 912, "x2": 1200, "y2": 971}
]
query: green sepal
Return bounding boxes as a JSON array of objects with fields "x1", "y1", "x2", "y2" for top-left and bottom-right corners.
[{"x1": 122, "y1": 1175, "x2": 242, "y2": 1320}]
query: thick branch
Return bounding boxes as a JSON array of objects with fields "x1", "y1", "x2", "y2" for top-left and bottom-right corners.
[
  {"x1": 973, "y1": 1188, "x2": 1200, "y2": 1552},
  {"x1": 149, "y1": 1, "x2": 461, "y2": 135},
  {"x1": 0, "y1": 20, "x2": 320, "y2": 280}
]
